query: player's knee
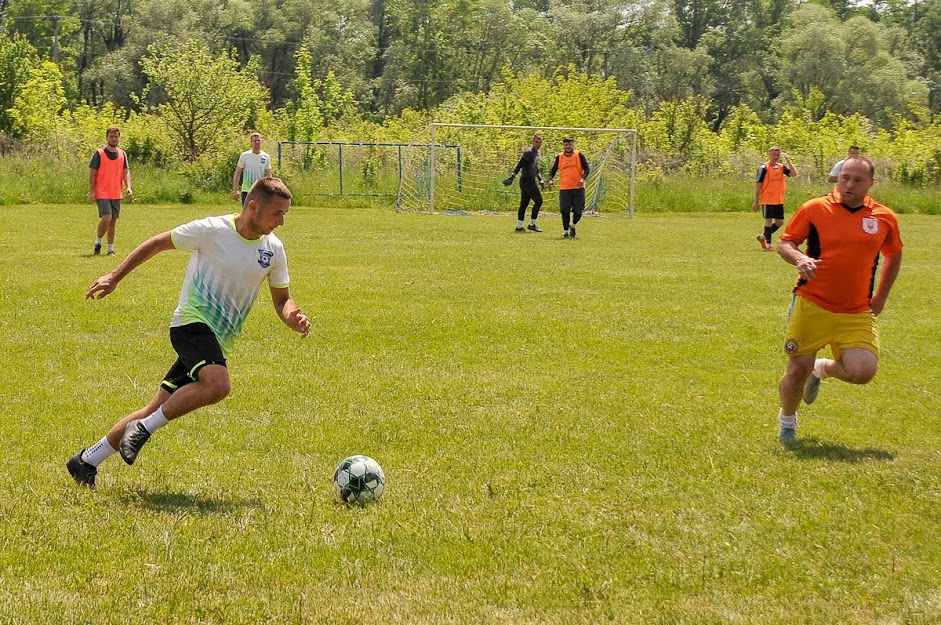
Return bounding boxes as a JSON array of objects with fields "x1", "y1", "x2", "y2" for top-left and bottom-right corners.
[
  {"x1": 845, "y1": 366, "x2": 877, "y2": 385},
  {"x1": 203, "y1": 377, "x2": 231, "y2": 403}
]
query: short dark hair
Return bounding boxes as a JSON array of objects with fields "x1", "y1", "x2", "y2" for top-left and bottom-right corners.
[
  {"x1": 563, "y1": 137, "x2": 574, "y2": 143},
  {"x1": 247, "y1": 177, "x2": 292, "y2": 206},
  {"x1": 106, "y1": 127, "x2": 120, "y2": 136},
  {"x1": 849, "y1": 145, "x2": 860, "y2": 151}
]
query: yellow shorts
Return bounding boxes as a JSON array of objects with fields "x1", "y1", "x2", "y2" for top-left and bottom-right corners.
[{"x1": 783, "y1": 296, "x2": 879, "y2": 359}]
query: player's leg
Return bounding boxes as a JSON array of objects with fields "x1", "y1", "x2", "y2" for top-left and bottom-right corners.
[
  {"x1": 516, "y1": 184, "x2": 531, "y2": 231},
  {"x1": 570, "y1": 189, "x2": 585, "y2": 238},
  {"x1": 804, "y1": 311, "x2": 879, "y2": 404},
  {"x1": 529, "y1": 186, "x2": 543, "y2": 230},
  {"x1": 560, "y1": 191, "x2": 572, "y2": 236},
  {"x1": 816, "y1": 348, "x2": 878, "y2": 384},
  {"x1": 777, "y1": 296, "x2": 829, "y2": 441},
  {"x1": 106, "y1": 201, "x2": 120, "y2": 255},
  {"x1": 94, "y1": 200, "x2": 112, "y2": 255},
  {"x1": 66, "y1": 387, "x2": 170, "y2": 489},
  {"x1": 119, "y1": 324, "x2": 230, "y2": 464}
]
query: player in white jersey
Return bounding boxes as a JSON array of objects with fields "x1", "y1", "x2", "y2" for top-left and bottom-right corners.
[
  {"x1": 67, "y1": 178, "x2": 311, "y2": 489},
  {"x1": 232, "y1": 131, "x2": 272, "y2": 206}
]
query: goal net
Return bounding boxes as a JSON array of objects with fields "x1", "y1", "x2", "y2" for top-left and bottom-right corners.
[{"x1": 396, "y1": 124, "x2": 637, "y2": 216}]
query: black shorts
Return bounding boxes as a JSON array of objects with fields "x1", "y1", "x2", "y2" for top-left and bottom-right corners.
[
  {"x1": 559, "y1": 188, "x2": 586, "y2": 214},
  {"x1": 161, "y1": 323, "x2": 227, "y2": 393},
  {"x1": 762, "y1": 204, "x2": 785, "y2": 220}
]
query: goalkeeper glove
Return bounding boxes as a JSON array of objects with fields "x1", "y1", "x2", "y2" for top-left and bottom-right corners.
[{"x1": 502, "y1": 175, "x2": 515, "y2": 187}]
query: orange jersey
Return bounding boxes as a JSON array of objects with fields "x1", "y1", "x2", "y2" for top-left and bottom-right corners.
[
  {"x1": 93, "y1": 148, "x2": 127, "y2": 200},
  {"x1": 557, "y1": 150, "x2": 586, "y2": 190},
  {"x1": 781, "y1": 189, "x2": 903, "y2": 313},
  {"x1": 756, "y1": 161, "x2": 790, "y2": 205}
]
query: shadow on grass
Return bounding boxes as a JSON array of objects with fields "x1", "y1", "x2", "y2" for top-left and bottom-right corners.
[
  {"x1": 783, "y1": 437, "x2": 895, "y2": 463},
  {"x1": 119, "y1": 487, "x2": 263, "y2": 515}
]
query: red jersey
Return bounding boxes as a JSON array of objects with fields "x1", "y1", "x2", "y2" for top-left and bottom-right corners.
[{"x1": 781, "y1": 189, "x2": 903, "y2": 314}]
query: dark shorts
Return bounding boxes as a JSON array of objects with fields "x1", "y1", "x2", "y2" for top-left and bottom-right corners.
[
  {"x1": 96, "y1": 199, "x2": 121, "y2": 218},
  {"x1": 762, "y1": 204, "x2": 784, "y2": 220},
  {"x1": 559, "y1": 188, "x2": 586, "y2": 214},
  {"x1": 161, "y1": 323, "x2": 227, "y2": 393}
]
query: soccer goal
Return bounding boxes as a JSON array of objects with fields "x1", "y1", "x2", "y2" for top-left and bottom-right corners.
[{"x1": 396, "y1": 124, "x2": 637, "y2": 217}]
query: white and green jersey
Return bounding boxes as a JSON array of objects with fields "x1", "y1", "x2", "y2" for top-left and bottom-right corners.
[
  {"x1": 236, "y1": 150, "x2": 272, "y2": 192},
  {"x1": 170, "y1": 215, "x2": 289, "y2": 355}
]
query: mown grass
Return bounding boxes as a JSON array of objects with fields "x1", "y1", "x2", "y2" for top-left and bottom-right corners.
[
  {"x1": 0, "y1": 205, "x2": 939, "y2": 624},
  {"x1": 2, "y1": 157, "x2": 940, "y2": 215}
]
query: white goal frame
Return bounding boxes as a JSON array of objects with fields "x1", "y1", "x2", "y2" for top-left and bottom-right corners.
[{"x1": 417, "y1": 123, "x2": 637, "y2": 217}]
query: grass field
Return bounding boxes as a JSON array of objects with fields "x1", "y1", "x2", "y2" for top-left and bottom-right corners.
[{"x1": 1, "y1": 204, "x2": 939, "y2": 624}]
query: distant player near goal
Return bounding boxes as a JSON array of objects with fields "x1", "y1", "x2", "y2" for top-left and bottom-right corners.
[
  {"x1": 546, "y1": 137, "x2": 591, "y2": 239},
  {"x1": 503, "y1": 134, "x2": 547, "y2": 233}
]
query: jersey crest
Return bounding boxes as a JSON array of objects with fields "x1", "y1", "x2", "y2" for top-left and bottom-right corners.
[
  {"x1": 861, "y1": 217, "x2": 879, "y2": 234},
  {"x1": 257, "y1": 249, "x2": 274, "y2": 268}
]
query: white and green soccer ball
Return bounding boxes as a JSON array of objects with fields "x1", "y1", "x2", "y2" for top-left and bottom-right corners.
[{"x1": 333, "y1": 455, "x2": 385, "y2": 504}]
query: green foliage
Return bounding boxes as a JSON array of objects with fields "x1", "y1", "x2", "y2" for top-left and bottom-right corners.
[
  {"x1": 139, "y1": 40, "x2": 269, "y2": 161},
  {"x1": 0, "y1": 34, "x2": 40, "y2": 135},
  {"x1": 8, "y1": 61, "x2": 68, "y2": 149},
  {"x1": 775, "y1": 4, "x2": 928, "y2": 126}
]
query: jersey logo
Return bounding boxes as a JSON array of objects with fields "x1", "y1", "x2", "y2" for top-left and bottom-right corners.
[
  {"x1": 784, "y1": 339, "x2": 798, "y2": 354},
  {"x1": 862, "y1": 217, "x2": 879, "y2": 234},
  {"x1": 257, "y1": 249, "x2": 273, "y2": 268}
]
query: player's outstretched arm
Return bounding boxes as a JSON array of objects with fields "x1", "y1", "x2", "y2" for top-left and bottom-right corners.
[
  {"x1": 86, "y1": 232, "x2": 175, "y2": 300},
  {"x1": 271, "y1": 287, "x2": 311, "y2": 338}
]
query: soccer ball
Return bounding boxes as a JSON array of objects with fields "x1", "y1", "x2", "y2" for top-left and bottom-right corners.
[{"x1": 333, "y1": 455, "x2": 385, "y2": 505}]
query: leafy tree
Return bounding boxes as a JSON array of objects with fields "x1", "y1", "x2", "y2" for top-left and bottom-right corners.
[
  {"x1": 8, "y1": 60, "x2": 68, "y2": 148},
  {"x1": 138, "y1": 40, "x2": 269, "y2": 161},
  {"x1": 0, "y1": 34, "x2": 40, "y2": 134}
]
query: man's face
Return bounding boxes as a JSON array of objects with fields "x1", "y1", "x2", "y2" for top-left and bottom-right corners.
[
  {"x1": 251, "y1": 134, "x2": 263, "y2": 151},
  {"x1": 848, "y1": 147, "x2": 861, "y2": 158},
  {"x1": 106, "y1": 131, "x2": 120, "y2": 148},
  {"x1": 768, "y1": 148, "x2": 781, "y2": 162},
  {"x1": 532, "y1": 136, "x2": 543, "y2": 151},
  {"x1": 563, "y1": 141, "x2": 574, "y2": 155},
  {"x1": 837, "y1": 159, "x2": 874, "y2": 207},
  {"x1": 249, "y1": 195, "x2": 290, "y2": 236}
]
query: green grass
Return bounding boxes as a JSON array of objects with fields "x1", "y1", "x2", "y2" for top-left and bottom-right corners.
[
  {"x1": 3, "y1": 157, "x2": 941, "y2": 215},
  {"x1": 1, "y1": 205, "x2": 940, "y2": 624}
]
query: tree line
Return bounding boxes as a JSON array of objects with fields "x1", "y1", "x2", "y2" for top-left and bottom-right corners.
[{"x1": 1, "y1": 0, "x2": 940, "y2": 186}]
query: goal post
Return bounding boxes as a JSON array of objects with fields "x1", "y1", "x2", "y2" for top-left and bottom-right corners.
[{"x1": 396, "y1": 123, "x2": 637, "y2": 217}]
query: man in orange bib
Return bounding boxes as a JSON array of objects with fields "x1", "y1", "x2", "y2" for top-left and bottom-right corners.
[
  {"x1": 88, "y1": 127, "x2": 133, "y2": 256},
  {"x1": 773, "y1": 156, "x2": 903, "y2": 443},
  {"x1": 752, "y1": 146, "x2": 796, "y2": 251},
  {"x1": 546, "y1": 138, "x2": 590, "y2": 239}
]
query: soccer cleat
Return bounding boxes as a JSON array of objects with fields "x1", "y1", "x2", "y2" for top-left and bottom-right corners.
[
  {"x1": 766, "y1": 245, "x2": 775, "y2": 252},
  {"x1": 563, "y1": 231, "x2": 571, "y2": 239},
  {"x1": 756, "y1": 234, "x2": 769, "y2": 251},
  {"x1": 778, "y1": 427, "x2": 797, "y2": 444},
  {"x1": 515, "y1": 226, "x2": 526, "y2": 233},
  {"x1": 93, "y1": 243, "x2": 102, "y2": 255},
  {"x1": 119, "y1": 420, "x2": 152, "y2": 465},
  {"x1": 67, "y1": 451, "x2": 98, "y2": 490},
  {"x1": 106, "y1": 250, "x2": 115, "y2": 256},
  {"x1": 569, "y1": 226, "x2": 576, "y2": 238},
  {"x1": 527, "y1": 223, "x2": 542, "y2": 232},
  {"x1": 803, "y1": 373, "x2": 822, "y2": 405}
]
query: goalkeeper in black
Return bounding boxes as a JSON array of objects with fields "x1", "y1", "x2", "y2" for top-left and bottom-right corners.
[{"x1": 504, "y1": 134, "x2": 546, "y2": 232}]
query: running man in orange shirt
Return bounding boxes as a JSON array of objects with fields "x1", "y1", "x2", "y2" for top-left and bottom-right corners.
[
  {"x1": 752, "y1": 146, "x2": 796, "y2": 251},
  {"x1": 774, "y1": 156, "x2": 903, "y2": 443}
]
